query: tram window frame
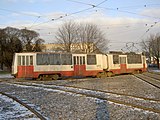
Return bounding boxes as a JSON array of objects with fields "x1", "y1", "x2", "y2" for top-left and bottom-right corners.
[
  {"x1": 73, "y1": 56, "x2": 76, "y2": 65},
  {"x1": 18, "y1": 56, "x2": 21, "y2": 66},
  {"x1": 37, "y1": 54, "x2": 43, "y2": 65},
  {"x1": 26, "y1": 56, "x2": 29, "y2": 65},
  {"x1": 43, "y1": 54, "x2": 49, "y2": 65},
  {"x1": 83, "y1": 56, "x2": 85, "y2": 65},
  {"x1": 30, "y1": 56, "x2": 33, "y2": 65},
  {"x1": 87, "y1": 55, "x2": 96, "y2": 65},
  {"x1": 49, "y1": 53, "x2": 61, "y2": 65},
  {"x1": 22, "y1": 56, "x2": 25, "y2": 66},
  {"x1": 127, "y1": 54, "x2": 142, "y2": 64},
  {"x1": 113, "y1": 55, "x2": 119, "y2": 64},
  {"x1": 61, "y1": 54, "x2": 72, "y2": 65},
  {"x1": 80, "y1": 56, "x2": 82, "y2": 65},
  {"x1": 77, "y1": 56, "x2": 79, "y2": 65}
]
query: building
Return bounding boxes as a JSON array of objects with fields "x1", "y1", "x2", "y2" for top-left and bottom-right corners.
[{"x1": 43, "y1": 42, "x2": 97, "y2": 53}]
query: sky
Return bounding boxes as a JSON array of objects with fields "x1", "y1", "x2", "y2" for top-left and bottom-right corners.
[{"x1": 0, "y1": 0, "x2": 160, "y2": 52}]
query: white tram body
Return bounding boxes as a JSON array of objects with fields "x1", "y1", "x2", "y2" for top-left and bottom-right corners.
[{"x1": 12, "y1": 52, "x2": 147, "y2": 79}]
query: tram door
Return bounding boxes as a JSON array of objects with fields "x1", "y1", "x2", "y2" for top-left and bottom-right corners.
[
  {"x1": 73, "y1": 55, "x2": 86, "y2": 76},
  {"x1": 120, "y1": 57, "x2": 127, "y2": 73},
  {"x1": 17, "y1": 55, "x2": 33, "y2": 78}
]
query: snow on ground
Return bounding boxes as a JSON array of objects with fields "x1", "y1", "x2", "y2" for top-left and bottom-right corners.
[
  {"x1": 151, "y1": 69, "x2": 160, "y2": 73},
  {"x1": 0, "y1": 74, "x2": 14, "y2": 79},
  {"x1": 0, "y1": 94, "x2": 40, "y2": 120},
  {"x1": 148, "y1": 67, "x2": 160, "y2": 73}
]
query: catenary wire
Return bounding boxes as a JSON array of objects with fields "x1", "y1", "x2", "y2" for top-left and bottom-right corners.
[
  {"x1": 30, "y1": 0, "x2": 108, "y2": 28},
  {"x1": 0, "y1": 8, "x2": 41, "y2": 17}
]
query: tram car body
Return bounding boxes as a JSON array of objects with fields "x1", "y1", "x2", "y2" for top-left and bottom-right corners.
[{"x1": 12, "y1": 52, "x2": 147, "y2": 79}]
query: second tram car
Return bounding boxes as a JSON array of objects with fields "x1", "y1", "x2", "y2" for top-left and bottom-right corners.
[{"x1": 12, "y1": 52, "x2": 147, "y2": 80}]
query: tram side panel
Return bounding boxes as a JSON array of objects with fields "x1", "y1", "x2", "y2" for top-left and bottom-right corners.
[
  {"x1": 12, "y1": 53, "x2": 35, "y2": 78},
  {"x1": 84, "y1": 54, "x2": 104, "y2": 77},
  {"x1": 106, "y1": 54, "x2": 121, "y2": 75},
  {"x1": 126, "y1": 54, "x2": 147, "y2": 73},
  {"x1": 11, "y1": 53, "x2": 17, "y2": 77},
  {"x1": 104, "y1": 54, "x2": 147, "y2": 75},
  {"x1": 12, "y1": 52, "x2": 147, "y2": 79},
  {"x1": 33, "y1": 53, "x2": 74, "y2": 78}
]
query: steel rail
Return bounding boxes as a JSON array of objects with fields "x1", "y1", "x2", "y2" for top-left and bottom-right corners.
[
  {"x1": 134, "y1": 74, "x2": 160, "y2": 89},
  {"x1": 0, "y1": 91, "x2": 46, "y2": 120},
  {"x1": 9, "y1": 82, "x2": 160, "y2": 114}
]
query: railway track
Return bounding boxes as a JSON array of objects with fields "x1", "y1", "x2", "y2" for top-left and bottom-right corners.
[
  {"x1": 134, "y1": 73, "x2": 160, "y2": 89},
  {"x1": 0, "y1": 91, "x2": 46, "y2": 120},
  {"x1": 7, "y1": 82, "x2": 160, "y2": 114},
  {"x1": 144, "y1": 72, "x2": 160, "y2": 81}
]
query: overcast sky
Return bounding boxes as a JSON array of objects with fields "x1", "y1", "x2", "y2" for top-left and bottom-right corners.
[{"x1": 0, "y1": 0, "x2": 160, "y2": 52}]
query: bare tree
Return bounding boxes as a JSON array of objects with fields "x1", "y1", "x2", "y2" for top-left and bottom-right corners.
[
  {"x1": 55, "y1": 21, "x2": 79, "y2": 52},
  {"x1": 55, "y1": 21, "x2": 108, "y2": 53},
  {"x1": 141, "y1": 34, "x2": 160, "y2": 69},
  {"x1": 78, "y1": 23, "x2": 108, "y2": 53},
  {"x1": 141, "y1": 40, "x2": 151, "y2": 63}
]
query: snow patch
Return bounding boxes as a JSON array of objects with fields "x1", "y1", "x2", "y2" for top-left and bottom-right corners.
[
  {"x1": 0, "y1": 74, "x2": 14, "y2": 78},
  {"x1": 0, "y1": 94, "x2": 40, "y2": 119}
]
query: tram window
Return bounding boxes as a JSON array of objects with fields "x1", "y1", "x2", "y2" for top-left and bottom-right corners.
[
  {"x1": 77, "y1": 56, "x2": 79, "y2": 65},
  {"x1": 37, "y1": 54, "x2": 43, "y2": 65},
  {"x1": 87, "y1": 55, "x2": 96, "y2": 65},
  {"x1": 83, "y1": 56, "x2": 85, "y2": 64},
  {"x1": 127, "y1": 54, "x2": 142, "y2": 64},
  {"x1": 18, "y1": 56, "x2": 21, "y2": 65},
  {"x1": 30, "y1": 56, "x2": 33, "y2": 65},
  {"x1": 80, "y1": 57, "x2": 82, "y2": 65},
  {"x1": 113, "y1": 55, "x2": 119, "y2": 64},
  {"x1": 61, "y1": 54, "x2": 72, "y2": 65},
  {"x1": 74, "y1": 56, "x2": 76, "y2": 65},
  {"x1": 26, "y1": 56, "x2": 29, "y2": 65},
  {"x1": 22, "y1": 56, "x2": 25, "y2": 65},
  {"x1": 55, "y1": 54, "x2": 60, "y2": 65},
  {"x1": 50, "y1": 53, "x2": 60, "y2": 65},
  {"x1": 43, "y1": 54, "x2": 49, "y2": 65}
]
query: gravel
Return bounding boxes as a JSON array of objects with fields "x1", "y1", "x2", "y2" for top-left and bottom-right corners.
[
  {"x1": 0, "y1": 74, "x2": 160, "y2": 120},
  {"x1": 0, "y1": 94, "x2": 39, "y2": 120},
  {"x1": 0, "y1": 83, "x2": 109, "y2": 120}
]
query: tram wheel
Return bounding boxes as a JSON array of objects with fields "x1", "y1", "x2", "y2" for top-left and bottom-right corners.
[
  {"x1": 107, "y1": 72, "x2": 113, "y2": 77},
  {"x1": 37, "y1": 75, "x2": 44, "y2": 80},
  {"x1": 52, "y1": 74, "x2": 59, "y2": 80},
  {"x1": 96, "y1": 73, "x2": 102, "y2": 78}
]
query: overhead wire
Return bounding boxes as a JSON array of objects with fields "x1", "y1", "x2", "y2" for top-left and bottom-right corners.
[
  {"x1": 29, "y1": 7, "x2": 94, "y2": 28},
  {"x1": 96, "y1": 0, "x2": 108, "y2": 7},
  {"x1": 37, "y1": 21, "x2": 157, "y2": 31},
  {"x1": 0, "y1": 8, "x2": 41, "y2": 17},
  {"x1": 136, "y1": 21, "x2": 160, "y2": 42},
  {"x1": 114, "y1": 4, "x2": 160, "y2": 9},
  {"x1": 28, "y1": 16, "x2": 41, "y2": 29},
  {"x1": 66, "y1": 0, "x2": 108, "y2": 7},
  {"x1": 120, "y1": 21, "x2": 160, "y2": 52},
  {"x1": 65, "y1": 0, "x2": 160, "y2": 20},
  {"x1": 30, "y1": 0, "x2": 108, "y2": 28},
  {"x1": 66, "y1": 0, "x2": 94, "y2": 6},
  {"x1": 98, "y1": 6, "x2": 160, "y2": 20},
  {"x1": 106, "y1": 27, "x2": 150, "y2": 36},
  {"x1": 2, "y1": 0, "x2": 157, "y2": 52}
]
